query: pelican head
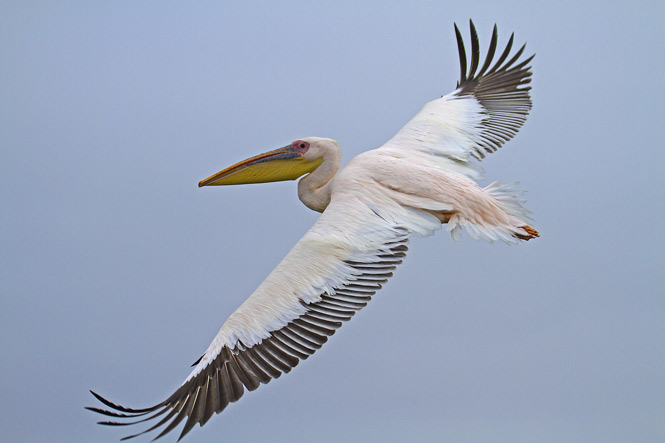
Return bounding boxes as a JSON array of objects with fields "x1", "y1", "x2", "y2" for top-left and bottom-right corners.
[
  {"x1": 199, "y1": 137, "x2": 342, "y2": 212},
  {"x1": 198, "y1": 137, "x2": 340, "y2": 187}
]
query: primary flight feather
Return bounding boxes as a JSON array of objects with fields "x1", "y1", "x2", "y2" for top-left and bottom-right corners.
[{"x1": 88, "y1": 20, "x2": 538, "y2": 441}]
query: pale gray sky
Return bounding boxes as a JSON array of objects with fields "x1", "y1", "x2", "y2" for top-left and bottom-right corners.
[{"x1": 1, "y1": 1, "x2": 664, "y2": 442}]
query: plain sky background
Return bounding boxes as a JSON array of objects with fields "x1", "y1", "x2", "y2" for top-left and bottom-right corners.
[{"x1": 1, "y1": 1, "x2": 664, "y2": 442}]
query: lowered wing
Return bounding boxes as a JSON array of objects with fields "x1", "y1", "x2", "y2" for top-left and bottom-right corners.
[{"x1": 87, "y1": 194, "x2": 414, "y2": 441}]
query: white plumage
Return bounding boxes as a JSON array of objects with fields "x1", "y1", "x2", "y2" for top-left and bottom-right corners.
[{"x1": 88, "y1": 20, "x2": 538, "y2": 441}]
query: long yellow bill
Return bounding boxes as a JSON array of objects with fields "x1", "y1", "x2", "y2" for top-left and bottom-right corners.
[{"x1": 199, "y1": 145, "x2": 323, "y2": 187}]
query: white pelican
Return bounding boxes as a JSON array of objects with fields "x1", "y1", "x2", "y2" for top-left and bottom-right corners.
[{"x1": 88, "y1": 20, "x2": 538, "y2": 441}]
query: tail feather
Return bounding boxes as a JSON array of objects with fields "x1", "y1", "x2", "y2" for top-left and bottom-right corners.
[
  {"x1": 447, "y1": 181, "x2": 538, "y2": 243},
  {"x1": 484, "y1": 180, "x2": 530, "y2": 219}
]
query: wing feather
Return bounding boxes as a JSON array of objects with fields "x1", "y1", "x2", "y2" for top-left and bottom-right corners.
[
  {"x1": 87, "y1": 195, "x2": 416, "y2": 440},
  {"x1": 381, "y1": 19, "x2": 534, "y2": 178}
]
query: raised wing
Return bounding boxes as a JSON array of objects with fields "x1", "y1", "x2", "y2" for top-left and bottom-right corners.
[
  {"x1": 381, "y1": 20, "x2": 534, "y2": 178},
  {"x1": 87, "y1": 195, "x2": 413, "y2": 441}
]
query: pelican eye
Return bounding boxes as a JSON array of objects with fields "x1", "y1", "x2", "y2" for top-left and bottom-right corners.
[{"x1": 291, "y1": 140, "x2": 310, "y2": 153}]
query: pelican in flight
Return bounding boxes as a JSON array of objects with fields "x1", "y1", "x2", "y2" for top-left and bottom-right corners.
[{"x1": 88, "y1": 20, "x2": 538, "y2": 441}]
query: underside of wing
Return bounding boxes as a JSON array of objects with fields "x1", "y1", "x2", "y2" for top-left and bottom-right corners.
[
  {"x1": 87, "y1": 197, "x2": 413, "y2": 441},
  {"x1": 381, "y1": 20, "x2": 534, "y2": 177}
]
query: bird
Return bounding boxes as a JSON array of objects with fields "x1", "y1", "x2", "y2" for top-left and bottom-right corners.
[{"x1": 87, "y1": 20, "x2": 538, "y2": 441}]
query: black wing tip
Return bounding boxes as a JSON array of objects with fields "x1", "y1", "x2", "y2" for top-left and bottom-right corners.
[
  {"x1": 454, "y1": 20, "x2": 535, "y2": 89},
  {"x1": 468, "y1": 20, "x2": 480, "y2": 79},
  {"x1": 89, "y1": 389, "x2": 158, "y2": 414},
  {"x1": 85, "y1": 405, "x2": 141, "y2": 419},
  {"x1": 450, "y1": 20, "x2": 535, "y2": 157},
  {"x1": 454, "y1": 22, "x2": 467, "y2": 86}
]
